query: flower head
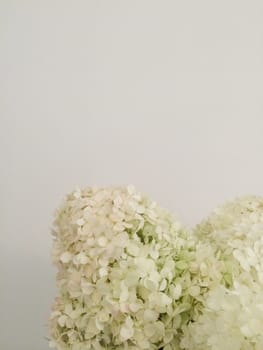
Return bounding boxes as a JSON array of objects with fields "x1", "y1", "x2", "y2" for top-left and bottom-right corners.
[
  {"x1": 49, "y1": 186, "x2": 200, "y2": 349},
  {"x1": 181, "y1": 196, "x2": 263, "y2": 350}
]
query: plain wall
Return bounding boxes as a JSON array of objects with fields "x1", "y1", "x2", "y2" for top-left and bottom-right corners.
[{"x1": 1, "y1": 1, "x2": 263, "y2": 349}]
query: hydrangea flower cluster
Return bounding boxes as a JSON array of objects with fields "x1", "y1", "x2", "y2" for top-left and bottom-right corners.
[
  {"x1": 49, "y1": 188, "x2": 263, "y2": 350},
  {"x1": 181, "y1": 196, "x2": 263, "y2": 350},
  {"x1": 48, "y1": 186, "x2": 207, "y2": 350}
]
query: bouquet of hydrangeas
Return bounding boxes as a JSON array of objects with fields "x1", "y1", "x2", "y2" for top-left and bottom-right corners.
[{"x1": 48, "y1": 186, "x2": 263, "y2": 350}]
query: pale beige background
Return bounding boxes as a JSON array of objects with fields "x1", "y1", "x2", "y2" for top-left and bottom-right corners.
[{"x1": 1, "y1": 1, "x2": 263, "y2": 349}]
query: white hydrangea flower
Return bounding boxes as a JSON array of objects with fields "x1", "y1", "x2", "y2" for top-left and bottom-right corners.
[
  {"x1": 49, "y1": 188, "x2": 263, "y2": 349},
  {"x1": 48, "y1": 185, "x2": 205, "y2": 350},
  {"x1": 181, "y1": 195, "x2": 263, "y2": 350}
]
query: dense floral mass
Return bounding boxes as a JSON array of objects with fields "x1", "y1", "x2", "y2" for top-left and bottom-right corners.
[
  {"x1": 180, "y1": 196, "x2": 263, "y2": 350},
  {"x1": 48, "y1": 188, "x2": 263, "y2": 350},
  {"x1": 49, "y1": 186, "x2": 206, "y2": 350}
]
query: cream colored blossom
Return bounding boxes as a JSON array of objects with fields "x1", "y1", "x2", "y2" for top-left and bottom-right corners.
[
  {"x1": 181, "y1": 196, "x2": 263, "y2": 350},
  {"x1": 49, "y1": 188, "x2": 263, "y2": 349},
  {"x1": 48, "y1": 185, "x2": 203, "y2": 349}
]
